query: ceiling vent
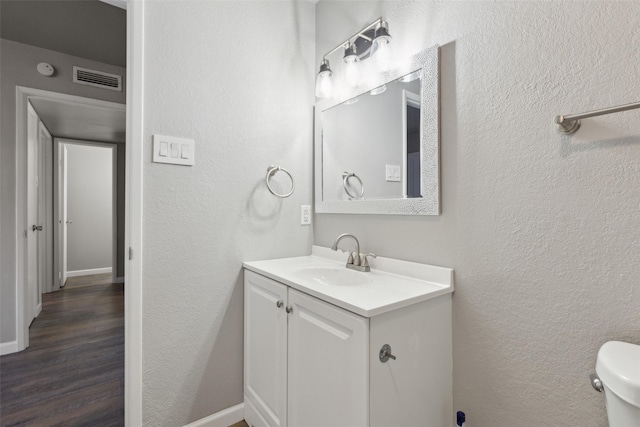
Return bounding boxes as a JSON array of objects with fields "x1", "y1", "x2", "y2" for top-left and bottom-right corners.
[{"x1": 73, "y1": 66, "x2": 122, "y2": 92}]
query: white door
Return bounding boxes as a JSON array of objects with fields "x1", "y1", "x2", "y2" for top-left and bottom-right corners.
[
  {"x1": 244, "y1": 271, "x2": 288, "y2": 427},
  {"x1": 39, "y1": 122, "x2": 53, "y2": 293},
  {"x1": 287, "y1": 289, "x2": 369, "y2": 427},
  {"x1": 26, "y1": 103, "x2": 41, "y2": 323}
]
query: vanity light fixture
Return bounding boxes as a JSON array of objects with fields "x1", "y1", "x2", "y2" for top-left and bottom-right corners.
[
  {"x1": 315, "y1": 17, "x2": 392, "y2": 99},
  {"x1": 315, "y1": 59, "x2": 333, "y2": 98},
  {"x1": 371, "y1": 20, "x2": 392, "y2": 68}
]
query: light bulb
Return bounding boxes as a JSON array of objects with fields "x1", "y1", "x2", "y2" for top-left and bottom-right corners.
[
  {"x1": 373, "y1": 40, "x2": 391, "y2": 71},
  {"x1": 315, "y1": 73, "x2": 332, "y2": 98},
  {"x1": 370, "y1": 85, "x2": 387, "y2": 96},
  {"x1": 372, "y1": 20, "x2": 392, "y2": 71},
  {"x1": 344, "y1": 60, "x2": 360, "y2": 86}
]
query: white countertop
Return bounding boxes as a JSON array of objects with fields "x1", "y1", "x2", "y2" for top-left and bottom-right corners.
[{"x1": 243, "y1": 246, "x2": 454, "y2": 318}]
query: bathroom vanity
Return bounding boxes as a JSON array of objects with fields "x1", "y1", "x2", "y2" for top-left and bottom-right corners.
[{"x1": 243, "y1": 246, "x2": 453, "y2": 427}]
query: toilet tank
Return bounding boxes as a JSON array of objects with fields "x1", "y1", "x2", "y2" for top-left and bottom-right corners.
[{"x1": 596, "y1": 341, "x2": 640, "y2": 427}]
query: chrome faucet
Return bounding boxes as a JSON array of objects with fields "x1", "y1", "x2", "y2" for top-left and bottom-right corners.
[{"x1": 331, "y1": 233, "x2": 376, "y2": 272}]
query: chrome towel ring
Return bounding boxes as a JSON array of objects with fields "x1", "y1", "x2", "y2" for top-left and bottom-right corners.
[
  {"x1": 266, "y1": 165, "x2": 295, "y2": 198},
  {"x1": 342, "y1": 171, "x2": 364, "y2": 199}
]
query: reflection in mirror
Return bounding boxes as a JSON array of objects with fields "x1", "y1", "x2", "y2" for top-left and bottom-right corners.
[
  {"x1": 315, "y1": 45, "x2": 439, "y2": 215},
  {"x1": 322, "y1": 74, "x2": 421, "y2": 201}
]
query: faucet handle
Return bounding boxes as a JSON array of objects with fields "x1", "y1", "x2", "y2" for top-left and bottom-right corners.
[
  {"x1": 353, "y1": 252, "x2": 362, "y2": 266},
  {"x1": 347, "y1": 252, "x2": 354, "y2": 265},
  {"x1": 362, "y1": 253, "x2": 377, "y2": 268}
]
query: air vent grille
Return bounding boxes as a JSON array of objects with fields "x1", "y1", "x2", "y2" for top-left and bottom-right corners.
[{"x1": 73, "y1": 66, "x2": 122, "y2": 91}]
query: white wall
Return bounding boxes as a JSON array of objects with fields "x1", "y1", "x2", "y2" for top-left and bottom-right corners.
[
  {"x1": 0, "y1": 39, "x2": 126, "y2": 344},
  {"x1": 64, "y1": 143, "x2": 113, "y2": 273},
  {"x1": 315, "y1": 2, "x2": 640, "y2": 426},
  {"x1": 323, "y1": 83, "x2": 403, "y2": 200},
  {"x1": 141, "y1": 1, "x2": 315, "y2": 425}
]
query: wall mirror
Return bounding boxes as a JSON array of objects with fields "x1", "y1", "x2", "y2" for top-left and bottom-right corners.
[{"x1": 314, "y1": 45, "x2": 439, "y2": 215}]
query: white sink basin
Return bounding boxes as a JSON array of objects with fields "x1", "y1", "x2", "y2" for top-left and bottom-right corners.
[
  {"x1": 243, "y1": 245, "x2": 454, "y2": 317},
  {"x1": 293, "y1": 266, "x2": 373, "y2": 287}
]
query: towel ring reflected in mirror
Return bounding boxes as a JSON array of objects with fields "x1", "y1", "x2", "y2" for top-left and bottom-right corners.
[
  {"x1": 342, "y1": 172, "x2": 364, "y2": 199},
  {"x1": 266, "y1": 165, "x2": 295, "y2": 198}
]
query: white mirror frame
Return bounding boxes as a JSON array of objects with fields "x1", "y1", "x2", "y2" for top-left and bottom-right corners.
[{"x1": 315, "y1": 45, "x2": 440, "y2": 215}]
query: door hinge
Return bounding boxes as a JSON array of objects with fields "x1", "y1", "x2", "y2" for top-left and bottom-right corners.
[
  {"x1": 128, "y1": 247, "x2": 133, "y2": 260},
  {"x1": 24, "y1": 230, "x2": 27, "y2": 238}
]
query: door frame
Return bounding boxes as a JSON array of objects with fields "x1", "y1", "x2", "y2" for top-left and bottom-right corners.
[
  {"x1": 16, "y1": 88, "x2": 126, "y2": 349},
  {"x1": 13, "y1": 1, "x2": 143, "y2": 423},
  {"x1": 124, "y1": 1, "x2": 144, "y2": 424},
  {"x1": 53, "y1": 139, "x2": 118, "y2": 289}
]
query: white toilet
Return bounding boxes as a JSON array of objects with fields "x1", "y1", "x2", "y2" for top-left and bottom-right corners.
[{"x1": 595, "y1": 341, "x2": 640, "y2": 426}]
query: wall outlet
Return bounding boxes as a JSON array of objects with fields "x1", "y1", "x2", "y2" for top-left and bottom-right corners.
[{"x1": 301, "y1": 205, "x2": 311, "y2": 225}]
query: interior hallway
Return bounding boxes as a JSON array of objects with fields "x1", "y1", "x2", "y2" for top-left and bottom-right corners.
[{"x1": 0, "y1": 274, "x2": 124, "y2": 426}]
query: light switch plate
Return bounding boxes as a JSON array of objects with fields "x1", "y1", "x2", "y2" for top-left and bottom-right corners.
[
  {"x1": 153, "y1": 135, "x2": 195, "y2": 166},
  {"x1": 385, "y1": 164, "x2": 401, "y2": 182}
]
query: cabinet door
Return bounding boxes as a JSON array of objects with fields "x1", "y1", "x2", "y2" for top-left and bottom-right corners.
[
  {"x1": 287, "y1": 289, "x2": 369, "y2": 427},
  {"x1": 244, "y1": 271, "x2": 288, "y2": 427}
]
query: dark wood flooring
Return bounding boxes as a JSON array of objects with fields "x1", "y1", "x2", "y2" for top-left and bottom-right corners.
[
  {"x1": 64, "y1": 273, "x2": 114, "y2": 289},
  {"x1": 0, "y1": 276, "x2": 124, "y2": 426}
]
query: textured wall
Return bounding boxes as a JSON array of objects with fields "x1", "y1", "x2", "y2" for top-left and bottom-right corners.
[
  {"x1": 65, "y1": 143, "x2": 113, "y2": 272},
  {"x1": 315, "y1": 2, "x2": 640, "y2": 426},
  {"x1": 141, "y1": 1, "x2": 315, "y2": 425},
  {"x1": 0, "y1": 39, "x2": 126, "y2": 344}
]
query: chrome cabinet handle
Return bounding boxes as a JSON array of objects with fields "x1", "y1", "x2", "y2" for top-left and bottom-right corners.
[
  {"x1": 285, "y1": 306, "x2": 293, "y2": 314},
  {"x1": 276, "y1": 300, "x2": 284, "y2": 308},
  {"x1": 32, "y1": 225, "x2": 43, "y2": 232},
  {"x1": 379, "y1": 344, "x2": 396, "y2": 363}
]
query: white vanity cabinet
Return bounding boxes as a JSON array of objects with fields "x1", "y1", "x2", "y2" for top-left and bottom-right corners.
[
  {"x1": 243, "y1": 257, "x2": 453, "y2": 427},
  {"x1": 244, "y1": 270, "x2": 368, "y2": 427}
]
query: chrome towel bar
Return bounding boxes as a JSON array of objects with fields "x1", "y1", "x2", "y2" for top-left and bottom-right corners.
[
  {"x1": 555, "y1": 100, "x2": 640, "y2": 134},
  {"x1": 266, "y1": 165, "x2": 295, "y2": 198}
]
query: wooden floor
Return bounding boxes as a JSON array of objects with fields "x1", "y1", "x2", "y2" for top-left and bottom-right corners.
[
  {"x1": 0, "y1": 275, "x2": 124, "y2": 426},
  {"x1": 64, "y1": 272, "x2": 114, "y2": 289}
]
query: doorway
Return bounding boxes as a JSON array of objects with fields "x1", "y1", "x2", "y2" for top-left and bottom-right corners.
[
  {"x1": 2, "y1": 1, "x2": 143, "y2": 423},
  {"x1": 16, "y1": 87, "x2": 126, "y2": 351},
  {"x1": 55, "y1": 140, "x2": 118, "y2": 288}
]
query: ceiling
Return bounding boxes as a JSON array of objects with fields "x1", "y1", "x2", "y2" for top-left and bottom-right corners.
[
  {"x1": 30, "y1": 98, "x2": 126, "y2": 144},
  {"x1": 2, "y1": 0, "x2": 127, "y2": 142},
  {"x1": 0, "y1": 0, "x2": 126, "y2": 67}
]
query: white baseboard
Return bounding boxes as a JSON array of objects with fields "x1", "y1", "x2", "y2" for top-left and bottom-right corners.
[
  {"x1": 183, "y1": 403, "x2": 244, "y2": 427},
  {"x1": 0, "y1": 340, "x2": 19, "y2": 356},
  {"x1": 66, "y1": 267, "x2": 112, "y2": 278},
  {"x1": 114, "y1": 276, "x2": 125, "y2": 284}
]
